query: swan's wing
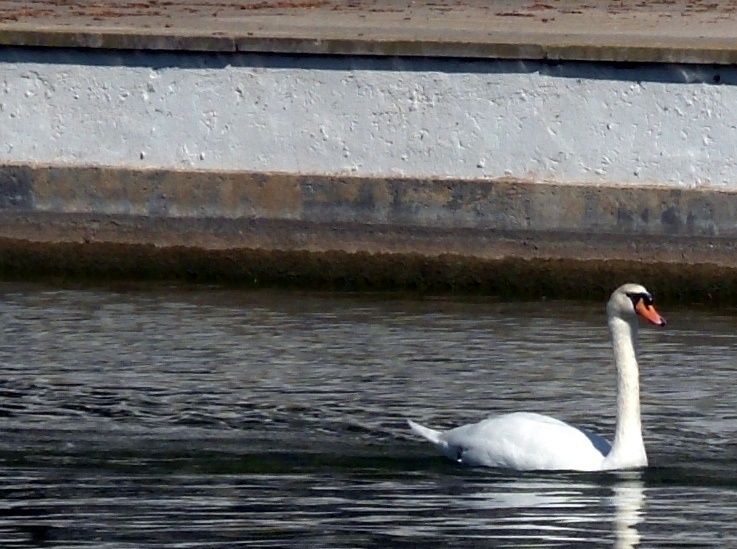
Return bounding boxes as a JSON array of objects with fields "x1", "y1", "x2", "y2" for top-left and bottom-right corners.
[{"x1": 440, "y1": 412, "x2": 609, "y2": 471}]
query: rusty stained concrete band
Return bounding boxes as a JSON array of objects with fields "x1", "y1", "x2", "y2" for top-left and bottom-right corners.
[{"x1": 0, "y1": 163, "x2": 736, "y2": 302}]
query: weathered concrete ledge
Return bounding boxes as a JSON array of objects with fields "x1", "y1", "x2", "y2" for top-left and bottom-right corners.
[
  {"x1": 2, "y1": 0, "x2": 737, "y2": 65},
  {"x1": 0, "y1": 163, "x2": 736, "y2": 302}
]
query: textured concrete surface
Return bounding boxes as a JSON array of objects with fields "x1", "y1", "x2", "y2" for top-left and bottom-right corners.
[
  {"x1": 2, "y1": 48, "x2": 735, "y2": 187},
  {"x1": 1, "y1": 0, "x2": 737, "y2": 64}
]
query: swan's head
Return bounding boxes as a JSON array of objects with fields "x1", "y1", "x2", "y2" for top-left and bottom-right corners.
[{"x1": 607, "y1": 283, "x2": 666, "y2": 326}]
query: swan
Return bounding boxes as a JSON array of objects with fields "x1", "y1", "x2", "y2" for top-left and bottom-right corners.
[{"x1": 407, "y1": 283, "x2": 666, "y2": 471}]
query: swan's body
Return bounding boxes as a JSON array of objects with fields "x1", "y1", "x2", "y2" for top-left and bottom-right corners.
[
  {"x1": 408, "y1": 412, "x2": 613, "y2": 471},
  {"x1": 408, "y1": 283, "x2": 666, "y2": 472}
]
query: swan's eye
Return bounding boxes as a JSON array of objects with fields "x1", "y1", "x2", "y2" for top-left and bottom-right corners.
[{"x1": 626, "y1": 292, "x2": 653, "y2": 307}]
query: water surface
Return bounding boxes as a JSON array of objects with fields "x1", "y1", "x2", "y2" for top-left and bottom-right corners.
[{"x1": 0, "y1": 284, "x2": 733, "y2": 547}]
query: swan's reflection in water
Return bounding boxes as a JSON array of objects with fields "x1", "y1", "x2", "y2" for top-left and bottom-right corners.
[
  {"x1": 612, "y1": 472, "x2": 645, "y2": 549},
  {"x1": 455, "y1": 471, "x2": 645, "y2": 547}
]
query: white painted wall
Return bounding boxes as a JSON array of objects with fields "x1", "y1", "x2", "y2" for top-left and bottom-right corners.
[{"x1": 1, "y1": 50, "x2": 735, "y2": 188}]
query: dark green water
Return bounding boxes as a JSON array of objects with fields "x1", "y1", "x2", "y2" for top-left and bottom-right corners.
[{"x1": 0, "y1": 284, "x2": 733, "y2": 547}]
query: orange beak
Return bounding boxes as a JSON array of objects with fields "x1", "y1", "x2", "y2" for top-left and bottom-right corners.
[{"x1": 635, "y1": 300, "x2": 666, "y2": 326}]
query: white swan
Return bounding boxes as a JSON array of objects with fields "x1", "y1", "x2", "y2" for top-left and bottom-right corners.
[{"x1": 408, "y1": 283, "x2": 666, "y2": 471}]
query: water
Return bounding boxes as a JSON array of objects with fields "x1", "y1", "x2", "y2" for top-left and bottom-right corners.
[{"x1": 0, "y1": 284, "x2": 734, "y2": 547}]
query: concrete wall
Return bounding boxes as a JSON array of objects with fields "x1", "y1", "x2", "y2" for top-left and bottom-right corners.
[
  {"x1": 1, "y1": 48, "x2": 735, "y2": 188},
  {"x1": 3, "y1": 44, "x2": 737, "y2": 297}
]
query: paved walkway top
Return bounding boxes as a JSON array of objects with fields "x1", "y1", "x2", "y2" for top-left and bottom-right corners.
[{"x1": 1, "y1": 0, "x2": 737, "y2": 64}]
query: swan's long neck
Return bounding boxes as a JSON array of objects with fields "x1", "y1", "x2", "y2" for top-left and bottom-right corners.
[{"x1": 602, "y1": 315, "x2": 647, "y2": 469}]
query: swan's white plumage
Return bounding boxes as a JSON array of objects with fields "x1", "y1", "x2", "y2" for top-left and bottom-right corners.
[
  {"x1": 408, "y1": 283, "x2": 665, "y2": 472},
  {"x1": 409, "y1": 412, "x2": 610, "y2": 471}
]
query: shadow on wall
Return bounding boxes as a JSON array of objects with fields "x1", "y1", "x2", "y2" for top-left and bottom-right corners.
[{"x1": 0, "y1": 46, "x2": 730, "y2": 84}]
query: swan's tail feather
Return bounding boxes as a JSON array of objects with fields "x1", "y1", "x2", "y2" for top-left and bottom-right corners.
[{"x1": 407, "y1": 419, "x2": 443, "y2": 444}]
